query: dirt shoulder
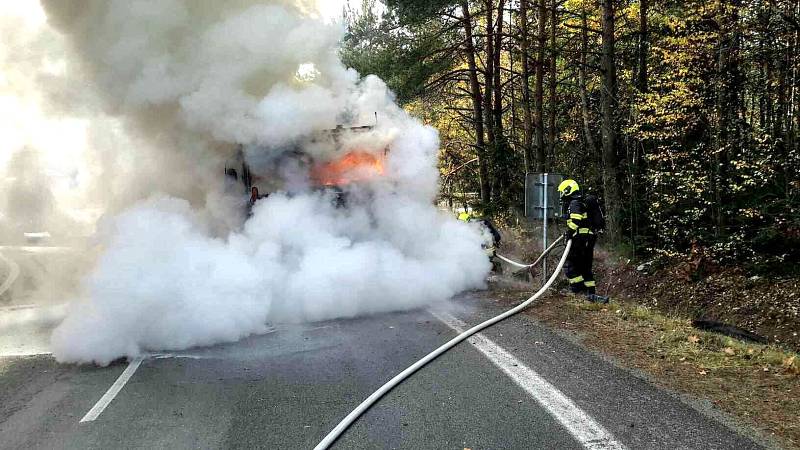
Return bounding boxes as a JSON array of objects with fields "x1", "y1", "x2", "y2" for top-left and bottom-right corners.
[
  {"x1": 600, "y1": 257, "x2": 799, "y2": 351},
  {"x1": 485, "y1": 281, "x2": 799, "y2": 449}
]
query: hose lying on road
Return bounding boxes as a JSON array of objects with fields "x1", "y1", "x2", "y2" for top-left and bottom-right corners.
[
  {"x1": 494, "y1": 236, "x2": 566, "y2": 270},
  {"x1": 314, "y1": 237, "x2": 572, "y2": 450},
  {"x1": 0, "y1": 251, "x2": 20, "y2": 300}
]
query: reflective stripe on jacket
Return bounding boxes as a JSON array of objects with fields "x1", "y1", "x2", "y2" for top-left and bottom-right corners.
[{"x1": 565, "y1": 198, "x2": 594, "y2": 235}]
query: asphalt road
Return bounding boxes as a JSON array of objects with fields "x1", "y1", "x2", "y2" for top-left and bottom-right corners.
[{"x1": 0, "y1": 293, "x2": 766, "y2": 449}]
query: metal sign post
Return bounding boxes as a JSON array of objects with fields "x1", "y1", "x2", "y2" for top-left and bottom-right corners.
[
  {"x1": 525, "y1": 172, "x2": 563, "y2": 285},
  {"x1": 542, "y1": 173, "x2": 549, "y2": 280}
]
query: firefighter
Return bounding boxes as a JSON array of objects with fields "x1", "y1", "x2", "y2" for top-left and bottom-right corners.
[
  {"x1": 249, "y1": 186, "x2": 260, "y2": 207},
  {"x1": 557, "y1": 179, "x2": 608, "y2": 303},
  {"x1": 458, "y1": 211, "x2": 502, "y2": 271}
]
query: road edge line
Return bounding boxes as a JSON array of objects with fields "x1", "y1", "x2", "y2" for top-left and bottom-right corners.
[
  {"x1": 431, "y1": 310, "x2": 626, "y2": 450},
  {"x1": 80, "y1": 357, "x2": 144, "y2": 423}
]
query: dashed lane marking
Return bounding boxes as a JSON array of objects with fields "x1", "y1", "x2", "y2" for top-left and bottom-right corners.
[
  {"x1": 80, "y1": 357, "x2": 144, "y2": 423},
  {"x1": 0, "y1": 304, "x2": 36, "y2": 312},
  {"x1": 0, "y1": 350, "x2": 52, "y2": 357},
  {"x1": 430, "y1": 310, "x2": 627, "y2": 450}
]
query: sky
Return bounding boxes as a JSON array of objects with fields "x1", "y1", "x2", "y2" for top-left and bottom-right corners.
[
  {"x1": 0, "y1": 0, "x2": 354, "y2": 226},
  {"x1": 317, "y1": 0, "x2": 350, "y2": 22}
]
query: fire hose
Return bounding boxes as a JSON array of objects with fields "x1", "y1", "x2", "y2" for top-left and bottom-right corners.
[
  {"x1": 314, "y1": 236, "x2": 570, "y2": 450},
  {"x1": 494, "y1": 237, "x2": 565, "y2": 271}
]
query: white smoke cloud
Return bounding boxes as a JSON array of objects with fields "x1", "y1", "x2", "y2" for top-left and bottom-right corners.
[
  {"x1": 12, "y1": 0, "x2": 496, "y2": 366},
  {"x1": 52, "y1": 191, "x2": 488, "y2": 365}
]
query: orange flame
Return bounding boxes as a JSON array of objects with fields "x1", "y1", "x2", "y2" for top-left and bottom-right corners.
[{"x1": 311, "y1": 151, "x2": 385, "y2": 186}]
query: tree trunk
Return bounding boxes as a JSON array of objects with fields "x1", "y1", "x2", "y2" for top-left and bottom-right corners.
[
  {"x1": 484, "y1": 0, "x2": 496, "y2": 152},
  {"x1": 600, "y1": 0, "x2": 623, "y2": 243},
  {"x1": 767, "y1": 51, "x2": 775, "y2": 135},
  {"x1": 578, "y1": 6, "x2": 597, "y2": 157},
  {"x1": 534, "y1": 0, "x2": 547, "y2": 172},
  {"x1": 483, "y1": 0, "x2": 499, "y2": 203},
  {"x1": 519, "y1": 0, "x2": 534, "y2": 173},
  {"x1": 786, "y1": 0, "x2": 799, "y2": 200},
  {"x1": 492, "y1": 0, "x2": 507, "y2": 202},
  {"x1": 636, "y1": 0, "x2": 649, "y2": 93},
  {"x1": 712, "y1": 0, "x2": 742, "y2": 236},
  {"x1": 493, "y1": 0, "x2": 505, "y2": 135},
  {"x1": 714, "y1": 39, "x2": 730, "y2": 236},
  {"x1": 547, "y1": 0, "x2": 557, "y2": 165},
  {"x1": 778, "y1": 37, "x2": 788, "y2": 137},
  {"x1": 630, "y1": 0, "x2": 650, "y2": 248},
  {"x1": 460, "y1": 1, "x2": 491, "y2": 204}
]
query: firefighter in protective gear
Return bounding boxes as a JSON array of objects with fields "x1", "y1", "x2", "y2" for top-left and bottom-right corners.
[
  {"x1": 557, "y1": 179, "x2": 599, "y2": 298},
  {"x1": 458, "y1": 211, "x2": 502, "y2": 271}
]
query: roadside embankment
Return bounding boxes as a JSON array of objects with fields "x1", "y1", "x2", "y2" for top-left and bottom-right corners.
[{"x1": 601, "y1": 258, "x2": 799, "y2": 351}]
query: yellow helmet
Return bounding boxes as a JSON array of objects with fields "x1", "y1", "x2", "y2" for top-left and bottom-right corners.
[
  {"x1": 557, "y1": 179, "x2": 580, "y2": 199},
  {"x1": 458, "y1": 212, "x2": 471, "y2": 222}
]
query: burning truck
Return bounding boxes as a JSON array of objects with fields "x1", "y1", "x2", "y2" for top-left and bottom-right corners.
[{"x1": 224, "y1": 124, "x2": 388, "y2": 210}]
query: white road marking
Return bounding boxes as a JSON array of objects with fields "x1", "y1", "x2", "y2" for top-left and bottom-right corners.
[
  {"x1": 149, "y1": 353, "x2": 209, "y2": 360},
  {"x1": 80, "y1": 357, "x2": 144, "y2": 423},
  {"x1": 0, "y1": 251, "x2": 21, "y2": 298},
  {"x1": 0, "y1": 350, "x2": 52, "y2": 357},
  {"x1": 0, "y1": 304, "x2": 37, "y2": 312},
  {"x1": 431, "y1": 310, "x2": 627, "y2": 450},
  {"x1": 0, "y1": 246, "x2": 76, "y2": 254}
]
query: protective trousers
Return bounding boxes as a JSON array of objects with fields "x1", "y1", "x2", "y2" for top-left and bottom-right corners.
[{"x1": 563, "y1": 235, "x2": 596, "y2": 294}]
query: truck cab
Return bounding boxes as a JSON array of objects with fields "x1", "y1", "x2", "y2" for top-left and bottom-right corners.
[{"x1": 224, "y1": 124, "x2": 388, "y2": 210}]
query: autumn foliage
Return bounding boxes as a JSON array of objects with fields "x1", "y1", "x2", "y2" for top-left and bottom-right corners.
[{"x1": 342, "y1": 0, "x2": 800, "y2": 271}]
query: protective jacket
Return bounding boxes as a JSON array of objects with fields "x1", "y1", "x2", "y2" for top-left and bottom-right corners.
[{"x1": 564, "y1": 196, "x2": 595, "y2": 237}]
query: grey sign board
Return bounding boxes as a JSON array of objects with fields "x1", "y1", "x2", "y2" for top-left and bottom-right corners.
[{"x1": 525, "y1": 173, "x2": 563, "y2": 220}]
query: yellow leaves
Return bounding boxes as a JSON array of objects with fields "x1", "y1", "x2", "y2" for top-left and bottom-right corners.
[
  {"x1": 560, "y1": 129, "x2": 579, "y2": 143},
  {"x1": 723, "y1": 347, "x2": 735, "y2": 356},
  {"x1": 688, "y1": 335, "x2": 701, "y2": 344},
  {"x1": 737, "y1": 206, "x2": 770, "y2": 221},
  {"x1": 783, "y1": 355, "x2": 799, "y2": 375},
  {"x1": 562, "y1": 0, "x2": 600, "y2": 15}
]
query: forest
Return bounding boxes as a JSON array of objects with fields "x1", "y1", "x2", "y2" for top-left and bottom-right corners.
[{"x1": 341, "y1": 0, "x2": 800, "y2": 272}]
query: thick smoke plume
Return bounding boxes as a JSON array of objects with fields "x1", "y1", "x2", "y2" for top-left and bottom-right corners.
[{"x1": 15, "y1": 0, "x2": 492, "y2": 365}]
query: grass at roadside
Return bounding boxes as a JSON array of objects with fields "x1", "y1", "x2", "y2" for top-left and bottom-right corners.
[
  {"x1": 574, "y1": 300, "x2": 799, "y2": 375},
  {"x1": 487, "y1": 286, "x2": 800, "y2": 449}
]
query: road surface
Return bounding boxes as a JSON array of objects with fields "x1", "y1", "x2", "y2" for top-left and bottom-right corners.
[{"x1": 0, "y1": 293, "x2": 765, "y2": 449}]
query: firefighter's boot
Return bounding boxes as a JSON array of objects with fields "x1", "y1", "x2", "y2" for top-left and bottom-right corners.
[{"x1": 586, "y1": 294, "x2": 609, "y2": 304}]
